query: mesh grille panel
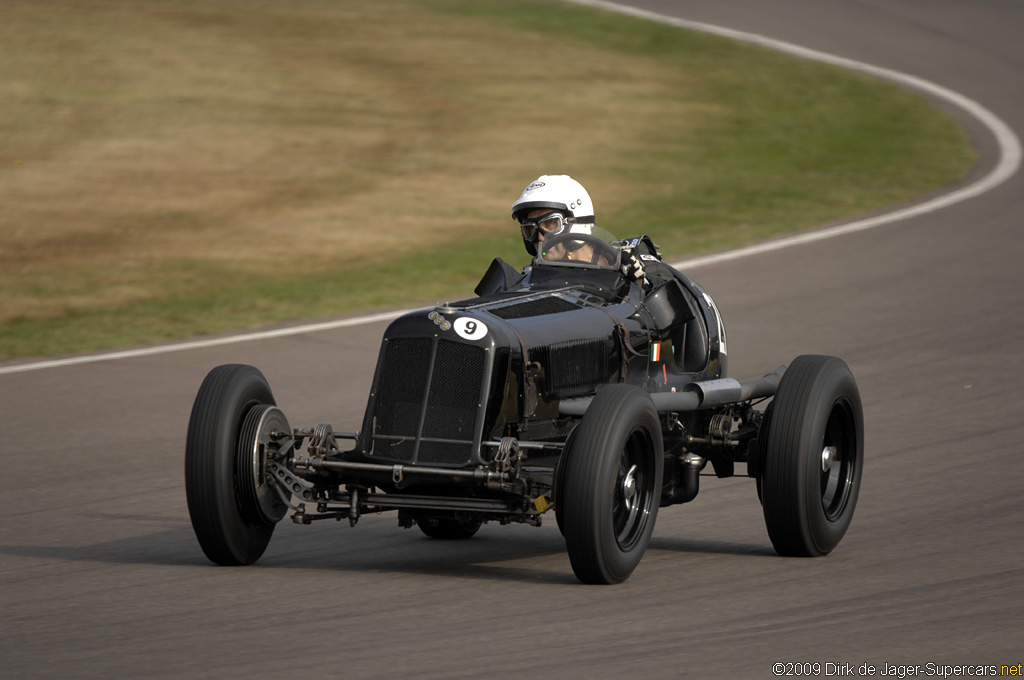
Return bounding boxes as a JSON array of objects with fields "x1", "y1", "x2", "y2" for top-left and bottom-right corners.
[
  {"x1": 419, "y1": 340, "x2": 485, "y2": 464},
  {"x1": 368, "y1": 337, "x2": 486, "y2": 466},
  {"x1": 417, "y1": 440, "x2": 475, "y2": 466},
  {"x1": 371, "y1": 436, "x2": 416, "y2": 462},
  {"x1": 370, "y1": 338, "x2": 431, "y2": 462}
]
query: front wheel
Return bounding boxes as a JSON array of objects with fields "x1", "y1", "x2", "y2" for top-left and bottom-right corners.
[
  {"x1": 760, "y1": 355, "x2": 863, "y2": 556},
  {"x1": 558, "y1": 385, "x2": 664, "y2": 584},
  {"x1": 185, "y1": 364, "x2": 288, "y2": 566}
]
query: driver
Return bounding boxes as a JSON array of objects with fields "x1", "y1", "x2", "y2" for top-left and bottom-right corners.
[
  {"x1": 511, "y1": 174, "x2": 652, "y2": 276},
  {"x1": 511, "y1": 174, "x2": 601, "y2": 263}
]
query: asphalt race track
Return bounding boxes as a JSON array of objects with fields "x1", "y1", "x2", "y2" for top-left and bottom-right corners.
[{"x1": 2, "y1": 1, "x2": 1022, "y2": 678}]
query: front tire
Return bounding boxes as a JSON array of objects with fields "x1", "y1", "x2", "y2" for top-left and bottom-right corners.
[
  {"x1": 558, "y1": 385, "x2": 664, "y2": 584},
  {"x1": 761, "y1": 355, "x2": 863, "y2": 556},
  {"x1": 185, "y1": 364, "x2": 285, "y2": 566}
]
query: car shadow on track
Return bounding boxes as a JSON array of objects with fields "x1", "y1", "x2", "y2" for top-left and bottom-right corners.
[
  {"x1": 0, "y1": 512, "x2": 578, "y2": 583},
  {"x1": 0, "y1": 513, "x2": 776, "y2": 583},
  {"x1": 648, "y1": 536, "x2": 776, "y2": 557}
]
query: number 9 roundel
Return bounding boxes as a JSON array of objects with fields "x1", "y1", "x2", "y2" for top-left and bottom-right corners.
[{"x1": 454, "y1": 317, "x2": 488, "y2": 341}]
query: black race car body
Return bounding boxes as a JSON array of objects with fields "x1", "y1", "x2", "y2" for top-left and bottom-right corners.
[
  {"x1": 186, "y1": 231, "x2": 864, "y2": 584},
  {"x1": 355, "y1": 249, "x2": 724, "y2": 472}
]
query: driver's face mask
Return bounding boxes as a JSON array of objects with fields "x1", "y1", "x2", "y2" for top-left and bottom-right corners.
[{"x1": 518, "y1": 211, "x2": 570, "y2": 243}]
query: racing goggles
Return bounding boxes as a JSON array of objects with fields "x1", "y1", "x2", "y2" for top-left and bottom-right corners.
[{"x1": 518, "y1": 211, "x2": 571, "y2": 242}]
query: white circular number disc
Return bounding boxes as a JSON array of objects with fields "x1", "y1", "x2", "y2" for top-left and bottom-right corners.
[{"x1": 454, "y1": 317, "x2": 488, "y2": 341}]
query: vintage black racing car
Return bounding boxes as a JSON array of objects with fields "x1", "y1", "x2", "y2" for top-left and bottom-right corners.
[{"x1": 185, "y1": 229, "x2": 864, "y2": 584}]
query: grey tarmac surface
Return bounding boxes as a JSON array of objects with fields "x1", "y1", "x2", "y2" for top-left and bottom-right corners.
[{"x1": 2, "y1": 1, "x2": 1022, "y2": 678}]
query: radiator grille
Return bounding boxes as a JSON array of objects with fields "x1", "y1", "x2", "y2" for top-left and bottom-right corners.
[
  {"x1": 368, "y1": 337, "x2": 486, "y2": 466},
  {"x1": 421, "y1": 340, "x2": 485, "y2": 464},
  {"x1": 370, "y1": 338, "x2": 431, "y2": 462}
]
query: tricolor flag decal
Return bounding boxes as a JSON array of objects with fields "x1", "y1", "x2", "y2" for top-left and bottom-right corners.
[{"x1": 650, "y1": 343, "x2": 661, "y2": 362}]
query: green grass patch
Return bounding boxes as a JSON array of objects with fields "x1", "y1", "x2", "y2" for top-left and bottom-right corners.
[{"x1": 0, "y1": 0, "x2": 975, "y2": 360}]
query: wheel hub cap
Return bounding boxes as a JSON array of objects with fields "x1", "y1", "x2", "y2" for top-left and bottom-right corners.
[
  {"x1": 622, "y1": 464, "x2": 638, "y2": 509},
  {"x1": 821, "y1": 446, "x2": 838, "y2": 472}
]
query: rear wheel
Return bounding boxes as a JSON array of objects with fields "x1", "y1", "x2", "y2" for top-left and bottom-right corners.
[
  {"x1": 761, "y1": 355, "x2": 863, "y2": 556},
  {"x1": 185, "y1": 364, "x2": 287, "y2": 565},
  {"x1": 558, "y1": 385, "x2": 663, "y2": 584}
]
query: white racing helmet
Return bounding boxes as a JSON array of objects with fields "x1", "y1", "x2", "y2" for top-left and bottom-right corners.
[{"x1": 512, "y1": 175, "x2": 595, "y2": 255}]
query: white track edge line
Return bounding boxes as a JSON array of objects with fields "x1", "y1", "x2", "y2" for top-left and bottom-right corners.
[
  {"x1": 565, "y1": 0, "x2": 1022, "y2": 271},
  {"x1": 0, "y1": 310, "x2": 418, "y2": 375},
  {"x1": 3, "y1": 1, "x2": 1019, "y2": 377}
]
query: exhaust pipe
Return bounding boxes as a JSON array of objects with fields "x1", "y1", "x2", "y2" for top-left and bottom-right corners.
[{"x1": 559, "y1": 365, "x2": 786, "y2": 416}]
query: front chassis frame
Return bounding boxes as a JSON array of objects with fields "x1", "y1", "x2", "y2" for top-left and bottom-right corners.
[{"x1": 261, "y1": 390, "x2": 772, "y2": 531}]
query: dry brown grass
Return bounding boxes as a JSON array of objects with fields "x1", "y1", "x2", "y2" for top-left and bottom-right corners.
[
  {"x1": 0, "y1": 0, "x2": 705, "y2": 325},
  {"x1": 0, "y1": 0, "x2": 974, "y2": 360}
]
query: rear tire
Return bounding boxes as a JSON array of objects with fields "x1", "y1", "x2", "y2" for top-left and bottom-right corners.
[
  {"x1": 558, "y1": 385, "x2": 663, "y2": 584},
  {"x1": 185, "y1": 364, "x2": 283, "y2": 565},
  {"x1": 761, "y1": 355, "x2": 863, "y2": 556}
]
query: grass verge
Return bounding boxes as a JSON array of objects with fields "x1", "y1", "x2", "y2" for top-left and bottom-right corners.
[{"x1": 0, "y1": 0, "x2": 975, "y2": 360}]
